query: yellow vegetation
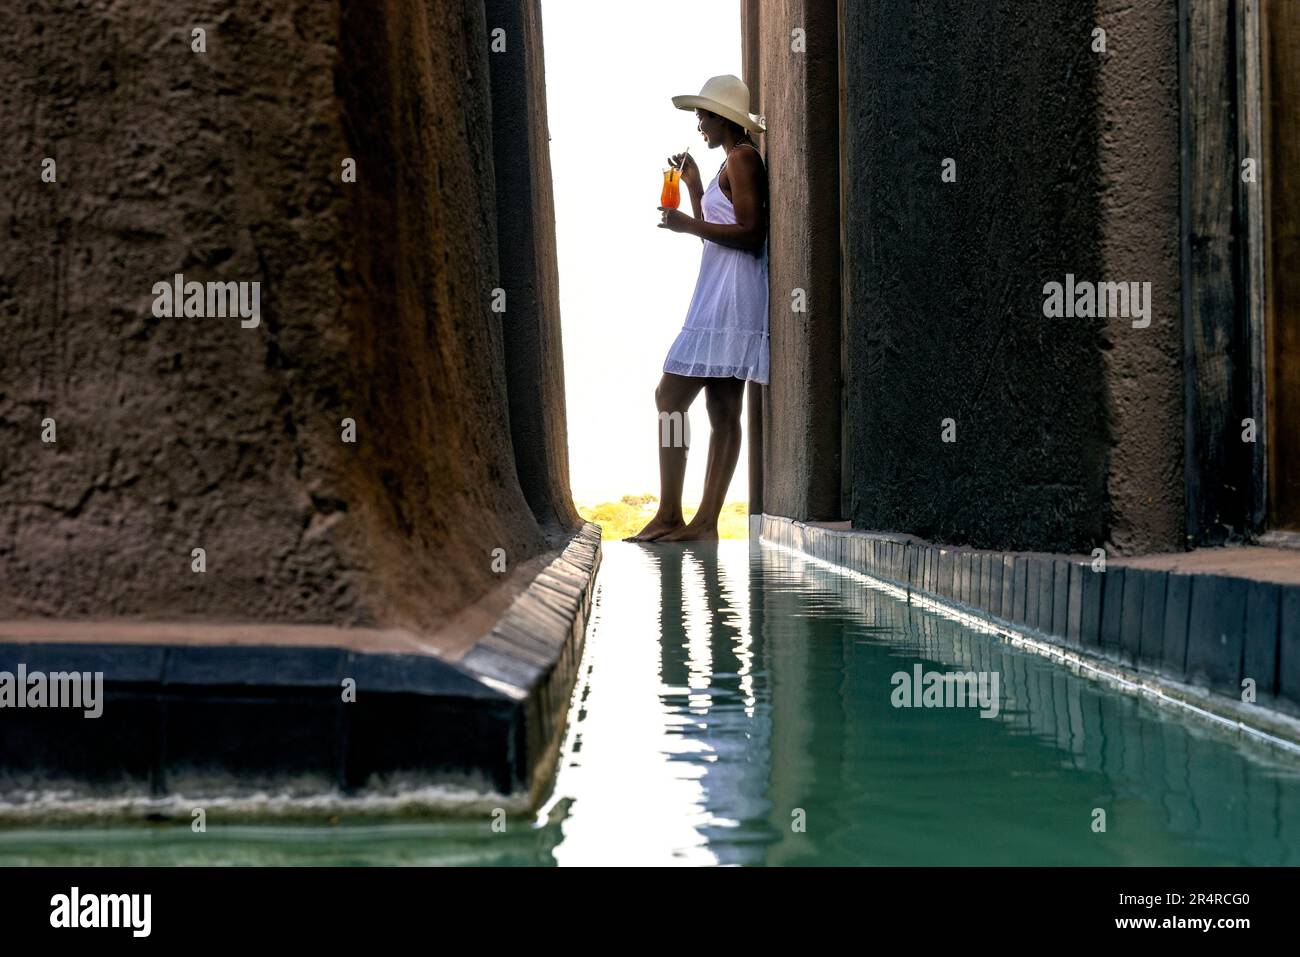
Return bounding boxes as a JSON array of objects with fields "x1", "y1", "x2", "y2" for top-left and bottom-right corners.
[{"x1": 576, "y1": 495, "x2": 750, "y2": 540}]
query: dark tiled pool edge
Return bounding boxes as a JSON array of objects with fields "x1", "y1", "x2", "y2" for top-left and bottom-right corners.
[
  {"x1": 460, "y1": 521, "x2": 603, "y2": 806},
  {"x1": 0, "y1": 523, "x2": 601, "y2": 815},
  {"x1": 756, "y1": 514, "x2": 1300, "y2": 750}
]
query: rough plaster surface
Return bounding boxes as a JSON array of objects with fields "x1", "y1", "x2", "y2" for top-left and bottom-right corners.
[
  {"x1": 834, "y1": 0, "x2": 1184, "y2": 555},
  {"x1": 0, "y1": 0, "x2": 548, "y2": 628},
  {"x1": 486, "y1": 0, "x2": 580, "y2": 533},
  {"x1": 1096, "y1": 0, "x2": 1184, "y2": 554},
  {"x1": 842, "y1": 0, "x2": 1110, "y2": 553},
  {"x1": 755, "y1": 0, "x2": 842, "y2": 521}
]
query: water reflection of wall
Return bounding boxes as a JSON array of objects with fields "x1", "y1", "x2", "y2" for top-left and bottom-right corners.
[{"x1": 770, "y1": 546, "x2": 1300, "y2": 864}]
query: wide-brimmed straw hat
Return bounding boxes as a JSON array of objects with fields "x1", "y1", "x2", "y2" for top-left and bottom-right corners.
[{"x1": 672, "y1": 75, "x2": 766, "y2": 135}]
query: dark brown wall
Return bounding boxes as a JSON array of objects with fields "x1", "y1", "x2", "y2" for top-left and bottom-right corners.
[
  {"x1": 0, "y1": 0, "x2": 552, "y2": 628},
  {"x1": 752, "y1": 0, "x2": 842, "y2": 522},
  {"x1": 840, "y1": 0, "x2": 1109, "y2": 552},
  {"x1": 1100, "y1": 0, "x2": 1184, "y2": 552},
  {"x1": 1265, "y1": 0, "x2": 1300, "y2": 529},
  {"x1": 486, "y1": 0, "x2": 580, "y2": 534},
  {"x1": 1180, "y1": 0, "x2": 1255, "y2": 546},
  {"x1": 739, "y1": 0, "x2": 1185, "y2": 555},
  {"x1": 743, "y1": 0, "x2": 765, "y2": 517}
]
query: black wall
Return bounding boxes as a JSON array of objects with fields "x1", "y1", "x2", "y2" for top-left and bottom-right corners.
[{"x1": 842, "y1": 0, "x2": 1109, "y2": 553}]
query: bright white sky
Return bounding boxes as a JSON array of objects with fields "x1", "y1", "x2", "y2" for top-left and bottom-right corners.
[{"x1": 541, "y1": 0, "x2": 747, "y2": 506}]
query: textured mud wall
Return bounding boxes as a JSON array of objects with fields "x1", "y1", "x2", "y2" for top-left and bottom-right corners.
[
  {"x1": 752, "y1": 0, "x2": 842, "y2": 521},
  {"x1": 836, "y1": 0, "x2": 1182, "y2": 554},
  {"x1": 1096, "y1": 0, "x2": 1183, "y2": 553},
  {"x1": 0, "y1": 0, "x2": 548, "y2": 628},
  {"x1": 841, "y1": 0, "x2": 1119, "y2": 554},
  {"x1": 486, "y1": 0, "x2": 580, "y2": 533},
  {"x1": 743, "y1": 0, "x2": 765, "y2": 516}
]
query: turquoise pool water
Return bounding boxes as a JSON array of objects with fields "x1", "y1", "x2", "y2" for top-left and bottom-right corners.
[{"x1": 3, "y1": 539, "x2": 1299, "y2": 865}]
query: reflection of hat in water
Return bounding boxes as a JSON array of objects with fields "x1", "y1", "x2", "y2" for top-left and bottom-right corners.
[{"x1": 672, "y1": 75, "x2": 766, "y2": 135}]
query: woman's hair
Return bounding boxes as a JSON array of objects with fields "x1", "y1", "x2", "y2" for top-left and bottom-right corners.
[{"x1": 702, "y1": 109, "x2": 749, "y2": 141}]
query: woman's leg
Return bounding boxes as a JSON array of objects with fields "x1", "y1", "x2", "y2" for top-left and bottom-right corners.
[
  {"x1": 625, "y1": 372, "x2": 706, "y2": 541},
  {"x1": 657, "y1": 377, "x2": 744, "y2": 542}
]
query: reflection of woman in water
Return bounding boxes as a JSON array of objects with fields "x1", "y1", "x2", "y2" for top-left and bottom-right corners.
[
  {"x1": 648, "y1": 541, "x2": 774, "y2": 864},
  {"x1": 627, "y1": 75, "x2": 769, "y2": 543}
]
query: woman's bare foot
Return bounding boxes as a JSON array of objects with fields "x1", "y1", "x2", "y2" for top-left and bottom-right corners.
[
  {"x1": 624, "y1": 514, "x2": 685, "y2": 542},
  {"x1": 655, "y1": 519, "x2": 719, "y2": 543}
]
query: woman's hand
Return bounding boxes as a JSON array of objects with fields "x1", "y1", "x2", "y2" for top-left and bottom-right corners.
[
  {"x1": 657, "y1": 207, "x2": 694, "y2": 233},
  {"x1": 669, "y1": 152, "x2": 702, "y2": 193}
]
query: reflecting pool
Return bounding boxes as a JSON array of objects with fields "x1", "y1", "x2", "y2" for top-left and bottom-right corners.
[{"x1": 3, "y1": 540, "x2": 1299, "y2": 865}]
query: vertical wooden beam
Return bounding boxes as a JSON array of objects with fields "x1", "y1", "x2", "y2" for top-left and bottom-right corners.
[
  {"x1": 1237, "y1": 0, "x2": 1267, "y2": 529},
  {"x1": 837, "y1": 0, "x2": 851, "y2": 523},
  {"x1": 1180, "y1": 0, "x2": 1252, "y2": 543},
  {"x1": 742, "y1": 0, "x2": 764, "y2": 517},
  {"x1": 1262, "y1": 0, "x2": 1300, "y2": 528},
  {"x1": 752, "y1": 0, "x2": 841, "y2": 522},
  {"x1": 742, "y1": 0, "x2": 760, "y2": 101}
]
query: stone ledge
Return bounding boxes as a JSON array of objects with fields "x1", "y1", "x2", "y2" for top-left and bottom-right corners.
[
  {"x1": 0, "y1": 523, "x2": 602, "y2": 816},
  {"x1": 758, "y1": 513, "x2": 1300, "y2": 748}
]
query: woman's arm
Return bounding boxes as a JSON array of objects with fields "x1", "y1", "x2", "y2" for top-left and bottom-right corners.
[
  {"x1": 659, "y1": 148, "x2": 766, "y2": 253},
  {"x1": 670, "y1": 152, "x2": 705, "y2": 223},
  {"x1": 686, "y1": 178, "x2": 704, "y2": 222}
]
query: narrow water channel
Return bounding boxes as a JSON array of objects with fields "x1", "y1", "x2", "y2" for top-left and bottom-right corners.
[{"x1": 3, "y1": 539, "x2": 1298, "y2": 865}]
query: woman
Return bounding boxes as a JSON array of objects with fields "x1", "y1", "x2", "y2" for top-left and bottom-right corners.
[{"x1": 627, "y1": 75, "x2": 769, "y2": 543}]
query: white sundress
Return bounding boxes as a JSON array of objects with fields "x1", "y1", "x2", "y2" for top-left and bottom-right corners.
[{"x1": 662, "y1": 145, "x2": 770, "y2": 384}]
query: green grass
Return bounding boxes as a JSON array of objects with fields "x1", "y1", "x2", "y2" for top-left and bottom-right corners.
[{"x1": 576, "y1": 495, "x2": 750, "y2": 541}]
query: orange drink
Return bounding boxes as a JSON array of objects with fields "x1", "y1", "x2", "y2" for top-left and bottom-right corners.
[{"x1": 661, "y1": 167, "x2": 681, "y2": 209}]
